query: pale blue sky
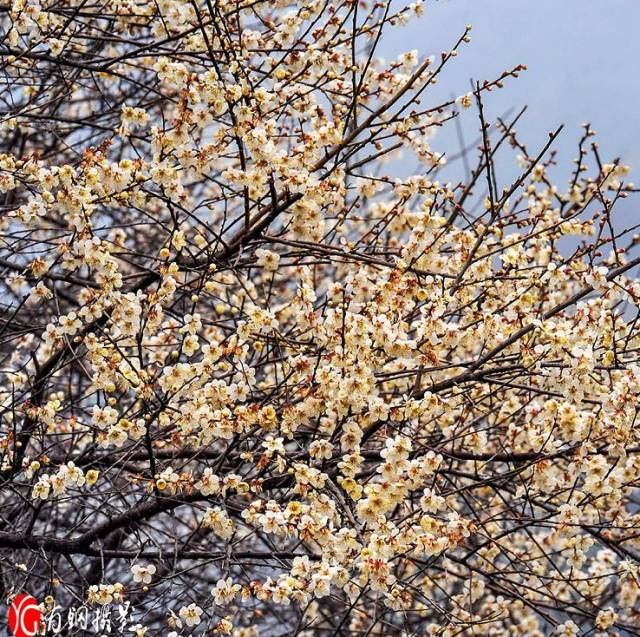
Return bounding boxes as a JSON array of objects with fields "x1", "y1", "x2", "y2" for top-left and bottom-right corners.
[{"x1": 384, "y1": 0, "x2": 640, "y2": 193}]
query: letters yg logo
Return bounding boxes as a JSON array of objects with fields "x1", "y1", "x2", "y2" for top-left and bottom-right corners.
[{"x1": 8, "y1": 594, "x2": 41, "y2": 637}]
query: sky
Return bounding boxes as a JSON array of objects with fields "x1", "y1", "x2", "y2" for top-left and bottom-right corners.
[{"x1": 382, "y1": 0, "x2": 640, "y2": 198}]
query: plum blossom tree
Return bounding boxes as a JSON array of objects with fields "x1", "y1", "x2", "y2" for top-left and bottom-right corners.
[{"x1": 0, "y1": 0, "x2": 639, "y2": 635}]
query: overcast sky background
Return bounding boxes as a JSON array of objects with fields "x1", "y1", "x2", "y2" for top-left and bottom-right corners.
[{"x1": 381, "y1": 0, "x2": 640, "y2": 201}]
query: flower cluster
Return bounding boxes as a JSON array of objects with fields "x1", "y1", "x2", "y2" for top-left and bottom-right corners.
[{"x1": 0, "y1": 0, "x2": 638, "y2": 636}]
